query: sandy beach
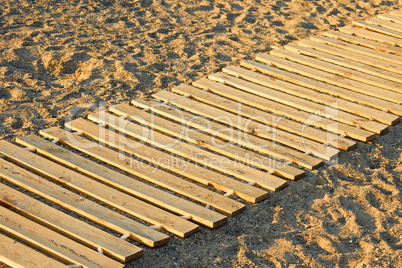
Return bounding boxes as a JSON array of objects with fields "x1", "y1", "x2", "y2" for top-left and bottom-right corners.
[{"x1": 0, "y1": 0, "x2": 401, "y2": 267}]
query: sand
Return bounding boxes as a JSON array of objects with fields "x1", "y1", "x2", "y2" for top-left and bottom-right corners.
[{"x1": 0, "y1": 0, "x2": 401, "y2": 267}]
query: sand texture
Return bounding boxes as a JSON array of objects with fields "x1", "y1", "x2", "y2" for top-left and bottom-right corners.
[{"x1": 0, "y1": 0, "x2": 401, "y2": 267}]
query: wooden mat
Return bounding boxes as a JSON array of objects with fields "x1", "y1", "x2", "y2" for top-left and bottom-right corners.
[{"x1": 0, "y1": 10, "x2": 401, "y2": 267}]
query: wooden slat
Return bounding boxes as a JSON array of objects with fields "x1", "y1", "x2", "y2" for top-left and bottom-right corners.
[
  {"x1": 256, "y1": 54, "x2": 402, "y2": 104},
  {"x1": 0, "y1": 141, "x2": 199, "y2": 238},
  {"x1": 324, "y1": 30, "x2": 402, "y2": 56},
  {"x1": 115, "y1": 98, "x2": 349, "y2": 158},
  {"x1": 240, "y1": 60, "x2": 402, "y2": 116},
  {"x1": 271, "y1": 48, "x2": 402, "y2": 94},
  {"x1": 352, "y1": 21, "x2": 402, "y2": 40},
  {"x1": 311, "y1": 36, "x2": 402, "y2": 66},
  {"x1": 366, "y1": 17, "x2": 402, "y2": 33},
  {"x1": 223, "y1": 63, "x2": 398, "y2": 126},
  {"x1": 16, "y1": 136, "x2": 241, "y2": 225},
  {"x1": 209, "y1": 70, "x2": 385, "y2": 136},
  {"x1": 112, "y1": 104, "x2": 288, "y2": 178},
  {"x1": 0, "y1": 206, "x2": 123, "y2": 268},
  {"x1": 150, "y1": 91, "x2": 324, "y2": 169},
  {"x1": 377, "y1": 14, "x2": 402, "y2": 24},
  {"x1": 267, "y1": 47, "x2": 401, "y2": 104},
  {"x1": 310, "y1": 35, "x2": 402, "y2": 64},
  {"x1": 0, "y1": 183, "x2": 142, "y2": 262},
  {"x1": 171, "y1": 85, "x2": 341, "y2": 158},
  {"x1": 111, "y1": 104, "x2": 281, "y2": 194},
  {"x1": 339, "y1": 26, "x2": 402, "y2": 46},
  {"x1": 131, "y1": 99, "x2": 306, "y2": 179},
  {"x1": 0, "y1": 159, "x2": 169, "y2": 248},
  {"x1": 0, "y1": 233, "x2": 66, "y2": 268},
  {"x1": 81, "y1": 115, "x2": 288, "y2": 191},
  {"x1": 154, "y1": 89, "x2": 339, "y2": 160},
  {"x1": 225, "y1": 63, "x2": 398, "y2": 125},
  {"x1": 298, "y1": 39, "x2": 402, "y2": 75},
  {"x1": 20, "y1": 133, "x2": 265, "y2": 204},
  {"x1": 40, "y1": 127, "x2": 241, "y2": 221},
  {"x1": 193, "y1": 77, "x2": 362, "y2": 145},
  {"x1": 286, "y1": 43, "x2": 402, "y2": 86},
  {"x1": 390, "y1": 10, "x2": 402, "y2": 17}
]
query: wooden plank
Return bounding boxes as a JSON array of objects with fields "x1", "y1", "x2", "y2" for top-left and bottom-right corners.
[
  {"x1": 271, "y1": 48, "x2": 402, "y2": 94},
  {"x1": 194, "y1": 77, "x2": 364, "y2": 144},
  {"x1": 15, "y1": 136, "x2": 241, "y2": 225},
  {"x1": 114, "y1": 99, "x2": 350, "y2": 157},
  {"x1": 0, "y1": 183, "x2": 142, "y2": 263},
  {"x1": 0, "y1": 159, "x2": 169, "y2": 248},
  {"x1": 209, "y1": 70, "x2": 385, "y2": 136},
  {"x1": 286, "y1": 43, "x2": 402, "y2": 86},
  {"x1": 256, "y1": 53, "x2": 402, "y2": 104},
  {"x1": 352, "y1": 21, "x2": 402, "y2": 40},
  {"x1": 311, "y1": 36, "x2": 402, "y2": 66},
  {"x1": 20, "y1": 134, "x2": 265, "y2": 204},
  {"x1": 339, "y1": 26, "x2": 402, "y2": 46},
  {"x1": 240, "y1": 60, "x2": 402, "y2": 116},
  {"x1": 150, "y1": 91, "x2": 325, "y2": 169},
  {"x1": 0, "y1": 141, "x2": 200, "y2": 238},
  {"x1": 130, "y1": 99, "x2": 306, "y2": 179},
  {"x1": 186, "y1": 81, "x2": 360, "y2": 147},
  {"x1": 0, "y1": 206, "x2": 123, "y2": 268},
  {"x1": 39, "y1": 127, "x2": 241, "y2": 220},
  {"x1": 222, "y1": 63, "x2": 398, "y2": 126},
  {"x1": 111, "y1": 104, "x2": 298, "y2": 187},
  {"x1": 153, "y1": 89, "x2": 339, "y2": 160},
  {"x1": 111, "y1": 104, "x2": 282, "y2": 193},
  {"x1": 0, "y1": 233, "x2": 66, "y2": 268},
  {"x1": 298, "y1": 38, "x2": 402, "y2": 75},
  {"x1": 378, "y1": 14, "x2": 402, "y2": 24},
  {"x1": 366, "y1": 17, "x2": 402, "y2": 33},
  {"x1": 171, "y1": 86, "x2": 342, "y2": 157},
  {"x1": 225, "y1": 64, "x2": 398, "y2": 126},
  {"x1": 80, "y1": 115, "x2": 288, "y2": 191},
  {"x1": 390, "y1": 10, "x2": 402, "y2": 17},
  {"x1": 324, "y1": 30, "x2": 402, "y2": 56}
]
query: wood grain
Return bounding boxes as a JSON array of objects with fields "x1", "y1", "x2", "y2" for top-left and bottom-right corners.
[
  {"x1": 0, "y1": 206, "x2": 123, "y2": 268},
  {"x1": 40, "y1": 127, "x2": 232, "y2": 225},
  {"x1": 0, "y1": 233, "x2": 66, "y2": 268},
  {"x1": 0, "y1": 141, "x2": 199, "y2": 238},
  {"x1": 0, "y1": 158, "x2": 169, "y2": 247},
  {"x1": 0, "y1": 183, "x2": 143, "y2": 262},
  {"x1": 131, "y1": 99, "x2": 306, "y2": 178}
]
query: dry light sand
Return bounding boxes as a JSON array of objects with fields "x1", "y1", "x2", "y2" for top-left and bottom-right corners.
[{"x1": 0, "y1": 0, "x2": 402, "y2": 267}]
